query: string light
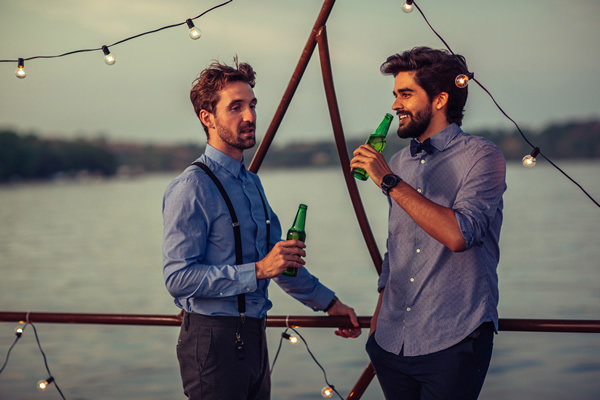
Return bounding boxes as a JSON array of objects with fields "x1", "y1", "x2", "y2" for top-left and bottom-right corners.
[
  {"x1": 186, "y1": 19, "x2": 202, "y2": 40},
  {"x1": 522, "y1": 147, "x2": 540, "y2": 168},
  {"x1": 15, "y1": 58, "x2": 27, "y2": 79},
  {"x1": 402, "y1": 0, "x2": 415, "y2": 13},
  {"x1": 455, "y1": 72, "x2": 474, "y2": 88},
  {"x1": 271, "y1": 327, "x2": 343, "y2": 399},
  {"x1": 281, "y1": 331, "x2": 299, "y2": 345},
  {"x1": 0, "y1": 0, "x2": 233, "y2": 77},
  {"x1": 102, "y1": 46, "x2": 116, "y2": 66},
  {"x1": 37, "y1": 376, "x2": 55, "y2": 391},
  {"x1": 14, "y1": 323, "x2": 26, "y2": 337},
  {"x1": 321, "y1": 386, "x2": 334, "y2": 398},
  {"x1": 406, "y1": 0, "x2": 599, "y2": 208}
]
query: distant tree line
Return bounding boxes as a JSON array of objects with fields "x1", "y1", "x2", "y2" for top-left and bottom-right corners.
[{"x1": 1, "y1": 119, "x2": 598, "y2": 183}]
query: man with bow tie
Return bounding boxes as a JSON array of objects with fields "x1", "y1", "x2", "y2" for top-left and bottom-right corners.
[{"x1": 350, "y1": 47, "x2": 506, "y2": 400}]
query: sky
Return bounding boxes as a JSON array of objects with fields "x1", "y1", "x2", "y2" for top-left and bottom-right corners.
[{"x1": 1, "y1": 0, "x2": 600, "y2": 146}]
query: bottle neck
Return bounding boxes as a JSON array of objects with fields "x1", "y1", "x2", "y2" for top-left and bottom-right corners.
[{"x1": 291, "y1": 206, "x2": 307, "y2": 231}]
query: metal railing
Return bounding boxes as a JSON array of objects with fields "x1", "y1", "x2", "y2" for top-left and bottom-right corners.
[{"x1": 1, "y1": 312, "x2": 599, "y2": 399}]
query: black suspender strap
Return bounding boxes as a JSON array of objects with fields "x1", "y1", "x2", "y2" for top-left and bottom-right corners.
[{"x1": 192, "y1": 161, "x2": 271, "y2": 318}]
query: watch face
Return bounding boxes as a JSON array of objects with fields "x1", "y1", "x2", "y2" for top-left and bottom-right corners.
[{"x1": 383, "y1": 175, "x2": 397, "y2": 186}]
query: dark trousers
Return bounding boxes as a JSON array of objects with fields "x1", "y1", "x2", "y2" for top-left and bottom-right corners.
[
  {"x1": 366, "y1": 323, "x2": 494, "y2": 400},
  {"x1": 176, "y1": 313, "x2": 270, "y2": 400}
]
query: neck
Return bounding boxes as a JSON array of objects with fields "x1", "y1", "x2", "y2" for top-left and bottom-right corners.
[{"x1": 418, "y1": 113, "x2": 450, "y2": 142}]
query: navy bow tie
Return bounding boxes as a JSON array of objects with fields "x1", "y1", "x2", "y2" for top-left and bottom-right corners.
[{"x1": 410, "y1": 138, "x2": 433, "y2": 157}]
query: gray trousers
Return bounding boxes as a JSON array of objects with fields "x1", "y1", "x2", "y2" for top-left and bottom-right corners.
[{"x1": 177, "y1": 313, "x2": 270, "y2": 400}]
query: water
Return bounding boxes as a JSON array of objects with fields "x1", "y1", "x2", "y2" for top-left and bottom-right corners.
[{"x1": 0, "y1": 162, "x2": 599, "y2": 399}]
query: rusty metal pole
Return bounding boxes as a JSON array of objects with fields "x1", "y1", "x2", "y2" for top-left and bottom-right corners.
[
  {"x1": 315, "y1": 25, "x2": 383, "y2": 275},
  {"x1": 248, "y1": 0, "x2": 337, "y2": 173}
]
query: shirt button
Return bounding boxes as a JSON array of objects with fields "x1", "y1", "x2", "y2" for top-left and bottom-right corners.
[
  {"x1": 410, "y1": 278, "x2": 415, "y2": 282},
  {"x1": 407, "y1": 307, "x2": 411, "y2": 312},
  {"x1": 246, "y1": 287, "x2": 251, "y2": 292},
  {"x1": 420, "y1": 159, "x2": 426, "y2": 164},
  {"x1": 417, "y1": 188, "x2": 422, "y2": 193},
  {"x1": 219, "y1": 292, "x2": 224, "y2": 296},
  {"x1": 416, "y1": 248, "x2": 421, "y2": 253}
]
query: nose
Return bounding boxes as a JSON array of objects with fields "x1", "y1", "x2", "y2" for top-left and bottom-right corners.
[
  {"x1": 392, "y1": 97, "x2": 403, "y2": 112},
  {"x1": 243, "y1": 106, "x2": 256, "y2": 123}
]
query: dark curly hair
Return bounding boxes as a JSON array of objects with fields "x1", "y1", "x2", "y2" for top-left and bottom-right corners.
[
  {"x1": 190, "y1": 58, "x2": 256, "y2": 134},
  {"x1": 380, "y1": 47, "x2": 469, "y2": 126}
]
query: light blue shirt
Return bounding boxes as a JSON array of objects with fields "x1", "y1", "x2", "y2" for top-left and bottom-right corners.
[
  {"x1": 162, "y1": 144, "x2": 335, "y2": 318},
  {"x1": 375, "y1": 124, "x2": 506, "y2": 356}
]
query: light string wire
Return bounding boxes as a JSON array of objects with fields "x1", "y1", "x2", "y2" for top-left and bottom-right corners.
[
  {"x1": 270, "y1": 327, "x2": 343, "y2": 399},
  {"x1": 411, "y1": 0, "x2": 599, "y2": 208},
  {"x1": 30, "y1": 322, "x2": 66, "y2": 399},
  {"x1": 0, "y1": 321, "x2": 66, "y2": 399},
  {"x1": 0, "y1": 331, "x2": 21, "y2": 375},
  {"x1": 0, "y1": 0, "x2": 233, "y2": 63}
]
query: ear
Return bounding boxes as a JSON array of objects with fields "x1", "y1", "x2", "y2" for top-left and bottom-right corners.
[
  {"x1": 434, "y1": 92, "x2": 449, "y2": 110},
  {"x1": 199, "y1": 109, "x2": 215, "y2": 130}
]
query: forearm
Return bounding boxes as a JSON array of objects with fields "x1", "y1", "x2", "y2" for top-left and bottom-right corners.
[
  {"x1": 163, "y1": 260, "x2": 257, "y2": 299},
  {"x1": 387, "y1": 182, "x2": 466, "y2": 252}
]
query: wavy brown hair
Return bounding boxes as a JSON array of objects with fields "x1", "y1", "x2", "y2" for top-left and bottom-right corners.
[{"x1": 190, "y1": 58, "x2": 256, "y2": 134}]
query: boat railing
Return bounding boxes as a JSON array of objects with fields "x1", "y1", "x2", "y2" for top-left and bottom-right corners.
[{"x1": 1, "y1": 312, "x2": 599, "y2": 399}]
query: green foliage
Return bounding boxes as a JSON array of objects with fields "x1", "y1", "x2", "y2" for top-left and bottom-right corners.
[{"x1": 0, "y1": 130, "x2": 117, "y2": 182}]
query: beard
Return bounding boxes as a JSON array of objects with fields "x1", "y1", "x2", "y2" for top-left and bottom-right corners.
[
  {"x1": 396, "y1": 105, "x2": 432, "y2": 139},
  {"x1": 215, "y1": 119, "x2": 256, "y2": 151}
]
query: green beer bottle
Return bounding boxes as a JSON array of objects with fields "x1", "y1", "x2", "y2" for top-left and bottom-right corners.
[
  {"x1": 282, "y1": 204, "x2": 307, "y2": 277},
  {"x1": 352, "y1": 113, "x2": 394, "y2": 180}
]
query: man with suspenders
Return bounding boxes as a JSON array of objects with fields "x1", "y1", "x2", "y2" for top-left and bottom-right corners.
[{"x1": 162, "y1": 59, "x2": 361, "y2": 400}]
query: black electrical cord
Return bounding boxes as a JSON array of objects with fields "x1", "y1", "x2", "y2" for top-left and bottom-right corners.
[
  {"x1": 0, "y1": 333, "x2": 21, "y2": 375},
  {"x1": 30, "y1": 322, "x2": 67, "y2": 400},
  {"x1": 0, "y1": 0, "x2": 233, "y2": 63},
  {"x1": 412, "y1": 0, "x2": 599, "y2": 208}
]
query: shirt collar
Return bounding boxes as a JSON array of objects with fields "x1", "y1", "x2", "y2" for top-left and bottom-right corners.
[
  {"x1": 204, "y1": 144, "x2": 245, "y2": 178},
  {"x1": 429, "y1": 123, "x2": 462, "y2": 153}
]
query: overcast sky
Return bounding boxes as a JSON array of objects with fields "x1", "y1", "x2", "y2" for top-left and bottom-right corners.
[{"x1": 1, "y1": 0, "x2": 599, "y2": 146}]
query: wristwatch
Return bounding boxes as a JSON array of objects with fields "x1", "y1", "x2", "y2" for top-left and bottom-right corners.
[{"x1": 381, "y1": 174, "x2": 402, "y2": 196}]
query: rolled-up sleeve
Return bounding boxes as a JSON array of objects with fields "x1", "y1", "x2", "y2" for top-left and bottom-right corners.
[{"x1": 453, "y1": 144, "x2": 506, "y2": 249}]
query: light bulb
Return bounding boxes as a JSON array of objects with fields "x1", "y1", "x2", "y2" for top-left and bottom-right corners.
[
  {"x1": 321, "y1": 386, "x2": 334, "y2": 398},
  {"x1": 522, "y1": 147, "x2": 540, "y2": 168},
  {"x1": 37, "y1": 377, "x2": 54, "y2": 391},
  {"x1": 102, "y1": 45, "x2": 116, "y2": 65},
  {"x1": 186, "y1": 19, "x2": 201, "y2": 40},
  {"x1": 15, "y1": 58, "x2": 27, "y2": 79},
  {"x1": 455, "y1": 74, "x2": 470, "y2": 88},
  {"x1": 282, "y1": 332, "x2": 299, "y2": 345},
  {"x1": 14, "y1": 323, "x2": 25, "y2": 337},
  {"x1": 402, "y1": 1, "x2": 414, "y2": 13}
]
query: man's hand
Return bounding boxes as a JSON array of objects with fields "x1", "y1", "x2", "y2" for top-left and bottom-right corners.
[
  {"x1": 327, "y1": 299, "x2": 361, "y2": 338},
  {"x1": 255, "y1": 240, "x2": 306, "y2": 280},
  {"x1": 350, "y1": 144, "x2": 394, "y2": 187}
]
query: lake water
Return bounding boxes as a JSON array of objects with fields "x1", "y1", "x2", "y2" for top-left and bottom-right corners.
[{"x1": 1, "y1": 161, "x2": 599, "y2": 399}]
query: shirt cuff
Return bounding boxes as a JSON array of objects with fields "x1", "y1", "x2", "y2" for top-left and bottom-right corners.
[{"x1": 238, "y1": 263, "x2": 258, "y2": 294}]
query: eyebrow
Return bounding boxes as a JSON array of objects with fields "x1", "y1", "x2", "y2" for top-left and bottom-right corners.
[{"x1": 227, "y1": 98, "x2": 257, "y2": 108}]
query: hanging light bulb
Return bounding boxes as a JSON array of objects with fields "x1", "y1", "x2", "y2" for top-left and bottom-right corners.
[
  {"x1": 186, "y1": 19, "x2": 202, "y2": 40},
  {"x1": 321, "y1": 386, "x2": 334, "y2": 398},
  {"x1": 455, "y1": 72, "x2": 473, "y2": 88},
  {"x1": 522, "y1": 147, "x2": 540, "y2": 168},
  {"x1": 281, "y1": 332, "x2": 299, "y2": 345},
  {"x1": 402, "y1": 0, "x2": 414, "y2": 13},
  {"x1": 14, "y1": 323, "x2": 25, "y2": 337},
  {"x1": 37, "y1": 377, "x2": 54, "y2": 391},
  {"x1": 102, "y1": 45, "x2": 116, "y2": 65},
  {"x1": 15, "y1": 58, "x2": 27, "y2": 79}
]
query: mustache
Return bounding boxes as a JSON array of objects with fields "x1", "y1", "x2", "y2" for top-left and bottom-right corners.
[{"x1": 240, "y1": 122, "x2": 255, "y2": 130}]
